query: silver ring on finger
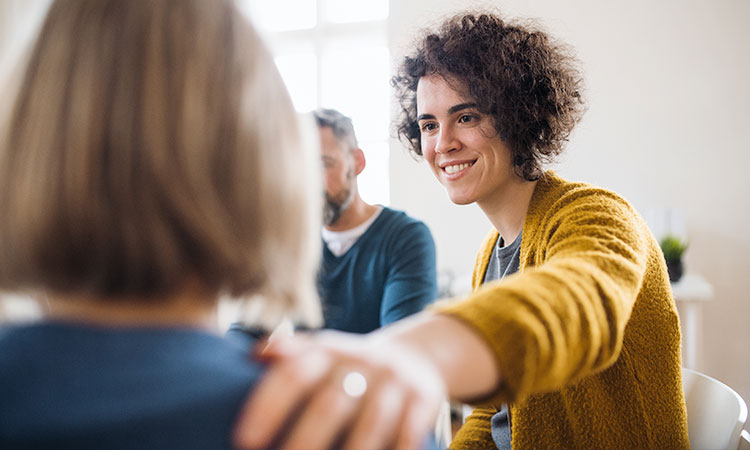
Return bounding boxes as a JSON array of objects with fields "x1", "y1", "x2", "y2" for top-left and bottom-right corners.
[{"x1": 342, "y1": 371, "x2": 367, "y2": 398}]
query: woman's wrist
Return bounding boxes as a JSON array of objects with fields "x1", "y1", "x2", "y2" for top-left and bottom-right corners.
[{"x1": 371, "y1": 312, "x2": 501, "y2": 401}]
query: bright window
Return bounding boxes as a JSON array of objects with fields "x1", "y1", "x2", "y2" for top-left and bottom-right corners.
[
  {"x1": 323, "y1": 0, "x2": 388, "y2": 24},
  {"x1": 237, "y1": 0, "x2": 390, "y2": 206},
  {"x1": 248, "y1": 0, "x2": 316, "y2": 31},
  {"x1": 274, "y1": 51, "x2": 318, "y2": 112}
]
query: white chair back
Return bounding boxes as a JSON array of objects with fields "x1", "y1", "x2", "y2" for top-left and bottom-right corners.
[
  {"x1": 682, "y1": 367, "x2": 748, "y2": 450},
  {"x1": 738, "y1": 430, "x2": 750, "y2": 450}
]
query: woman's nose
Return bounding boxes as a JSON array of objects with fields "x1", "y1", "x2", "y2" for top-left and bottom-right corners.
[{"x1": 434, "y1": 128, "x2": 458, "y2": 154}]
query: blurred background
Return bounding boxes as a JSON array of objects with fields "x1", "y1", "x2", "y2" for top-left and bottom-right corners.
[{"x1": 1, "y1": 0, "x2": 748, "y2": 420}]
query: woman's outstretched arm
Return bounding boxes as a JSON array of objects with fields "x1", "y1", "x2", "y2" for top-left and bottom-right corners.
[{"x1": 232, "y1": 312, "x2": 500, "y2": 450}]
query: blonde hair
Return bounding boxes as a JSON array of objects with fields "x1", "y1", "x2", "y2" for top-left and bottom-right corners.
[{"x1": 0, "y1": 0, "x2": 322, "y2": 327}]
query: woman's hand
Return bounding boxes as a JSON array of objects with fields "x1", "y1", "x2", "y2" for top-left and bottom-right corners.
[{"x1": 232, "y1": 329, "x2": 447, "y2": 450}]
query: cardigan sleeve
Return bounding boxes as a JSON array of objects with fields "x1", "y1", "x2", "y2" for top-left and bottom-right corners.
[
  {"x1": 434, "y1": 186, "x2": 651, "y2": 405},
  {"x1": 449, "y1": 406, "x2": 498, "y2": 450}
]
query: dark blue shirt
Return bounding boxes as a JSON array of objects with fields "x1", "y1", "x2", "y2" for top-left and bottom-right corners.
[
  {"x1": 318, "y1": 207, "x2": 437, "y2": 333},
  {"x1": 0, "y1": 322, "x2": 263, "y2": 450},
  {"x1": 0, "y1": 321, "x2": 441, "y2": 450}
]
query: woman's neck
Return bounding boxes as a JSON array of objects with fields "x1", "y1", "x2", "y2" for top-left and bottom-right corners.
[{"x1": 477, "y1": 178, "x2": 538, "y2": 243}]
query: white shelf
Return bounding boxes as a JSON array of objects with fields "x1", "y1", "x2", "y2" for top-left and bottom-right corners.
[
  {"x1": 672, "y1": 273, "x2": 714, "y2": 302},
  {"x1": 672, "y1": 273, "x2": 713, "y2": 370}
]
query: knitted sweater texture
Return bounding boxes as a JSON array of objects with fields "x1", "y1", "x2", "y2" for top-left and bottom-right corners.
[{"x1": 438, "y1": 172, "x2": 689, "y2": 450}]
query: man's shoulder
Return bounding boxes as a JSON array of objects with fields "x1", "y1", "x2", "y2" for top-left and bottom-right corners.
[
  {"x1": 369, "y1": 207, "x2": 433, "y2": 245},
  {"x1": 378, "y1": 206, "x2": 429, "y2": 230},
  {"x1": 363, "y1": 208, "x2": 435, "y2": 259}
]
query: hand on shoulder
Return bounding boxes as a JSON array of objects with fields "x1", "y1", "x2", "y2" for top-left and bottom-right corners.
[{"x1": 232, "y1": 329, "x2": 446, "y2": 450}]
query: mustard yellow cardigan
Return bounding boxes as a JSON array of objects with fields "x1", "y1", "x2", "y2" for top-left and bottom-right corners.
[{"x1": 437, "y1": 172, "x2": 689, "y2": 450}]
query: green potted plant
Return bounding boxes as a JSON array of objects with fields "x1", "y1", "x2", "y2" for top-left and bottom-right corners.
[{"x1": 659, "y1": 235, "x2": 688, "y2": 282}]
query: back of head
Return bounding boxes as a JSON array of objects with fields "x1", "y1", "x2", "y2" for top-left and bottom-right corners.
[
  {"x1": 393, "y1": 11, "x2": 587, "y2": 180},
  {"x1": 0, "y1": 0, "x2": 321, "y2": 327}
]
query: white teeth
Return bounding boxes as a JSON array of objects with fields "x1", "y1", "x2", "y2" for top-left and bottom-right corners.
[{"x1": 444, "y1": 163, "x2": 471, "y2": 174}]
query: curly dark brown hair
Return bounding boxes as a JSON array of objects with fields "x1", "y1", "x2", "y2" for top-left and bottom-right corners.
[{"x1": 392, "y1": 12, "x2": 586, "y2": 181}]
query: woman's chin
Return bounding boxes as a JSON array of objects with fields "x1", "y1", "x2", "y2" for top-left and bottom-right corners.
[{"x1": 446, "y1": 191, "x2": 475, "y2": 206}]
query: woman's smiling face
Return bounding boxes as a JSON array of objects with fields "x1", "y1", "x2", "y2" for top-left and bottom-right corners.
[{"x1": 416, "y1": 75, "x2": 517, "y2": 207}]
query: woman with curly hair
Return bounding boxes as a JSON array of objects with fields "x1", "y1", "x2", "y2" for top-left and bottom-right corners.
[{"x1": 235, "y1": 11, "x2": 689, "y2": 450}]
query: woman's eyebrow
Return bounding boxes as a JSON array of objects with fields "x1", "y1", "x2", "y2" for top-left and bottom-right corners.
[
  {"x1": 448, "y1": 102, "x2": 478, "y2": 114},
  {"x1": 417, "y1": 102, "x2": 478, "y2": 122}
]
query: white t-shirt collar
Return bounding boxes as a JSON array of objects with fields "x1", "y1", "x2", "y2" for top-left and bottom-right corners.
[{"x1": 321, "y1": 206, "x2": 383, "y2": 257}]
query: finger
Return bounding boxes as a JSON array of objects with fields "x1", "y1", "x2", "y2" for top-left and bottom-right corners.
[
  {"x1": 258, "y1": 333, "x2": 316, "y2": 358},
  {"x1": 341, "y1": 379, "x2": 404, "y2": 450},
  {"x1": 232, "y1": 349, "x2": 331, "y2": 449},
  {"x1": 280, "y1": 371, "x2": 360, "y2": 450},
  {"x1": 393, "y1": 392, "x2": 441, "y2": 450}
]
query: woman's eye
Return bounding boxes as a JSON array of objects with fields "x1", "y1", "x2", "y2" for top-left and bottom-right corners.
[
  {"x1": 420, "y1": 122, "x2": 437, "y2": 132},
  {"x1": 458, "y1": 114, "x2": 475, "y2": 124}
]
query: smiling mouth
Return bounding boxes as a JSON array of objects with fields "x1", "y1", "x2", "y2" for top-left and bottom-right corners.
[{"x1": 442, "y1": 161, "x2": 475, "y2": 174}]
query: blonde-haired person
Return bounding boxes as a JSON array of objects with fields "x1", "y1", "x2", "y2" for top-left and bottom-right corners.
[{"x1": 0, "y1": 0, "x2": 322, "y2": 448}]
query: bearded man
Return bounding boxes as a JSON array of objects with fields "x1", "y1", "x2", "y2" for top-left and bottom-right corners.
[{"x1": 315, "y1": 108, "x2": 437, "y2": 333}]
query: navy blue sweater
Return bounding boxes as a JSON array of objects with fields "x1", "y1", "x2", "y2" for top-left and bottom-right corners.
[
  {"x1": 0, "y1": 322, "x2": 263, "y2": 450},
  {"x1": 318, "y1": 207, "x2": 437, "y2": 333},
  {"x1": 1, "y1": 322, "x2": 441, "y2": 450}
]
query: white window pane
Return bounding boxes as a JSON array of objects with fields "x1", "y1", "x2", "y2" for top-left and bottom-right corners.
[
  {"x1": 320, "y1": 43, "x2": 390, "y2": 142},
  {"x1": 238, "y1": 0, "x2": 316, "y2": 32},
  {"x1": 274, "y1": 53, "x2": 317, "y2": 112},
  {"x1": 357, "y1": 141, "x2": 390, "y2": 206},
  {"x1": 322, "y1": 0, "x2": 388, "y2": 23}
]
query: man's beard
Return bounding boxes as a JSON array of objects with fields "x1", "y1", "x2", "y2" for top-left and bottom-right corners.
[
  {"x1": 323, "y1": 186, "x2": 355, "y2": 226},
  {"x1": 323, "y1": 166, "x2": 357, "y2": 226}
]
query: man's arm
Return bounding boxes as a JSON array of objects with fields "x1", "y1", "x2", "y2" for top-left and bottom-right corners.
[{"x1": 380, "y1": 221, "x2": 438, "y2": 326}]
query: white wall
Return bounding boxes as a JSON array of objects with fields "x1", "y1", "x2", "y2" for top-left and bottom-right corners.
[
  {"x1": 389, "y1": 0, "x2": 750, "y2": 407},
  {"x1": 0, "y1": 0, "x2": 51, "y2": 322},
  {"x1": 0, "y1": 0, "x2": 50, "y2": 86}
]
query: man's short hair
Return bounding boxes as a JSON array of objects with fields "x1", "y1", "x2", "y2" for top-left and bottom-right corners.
[
  {"x1": 0, "y1": 0, "x2": 322, "y2": 328},
  {"x1": 314, "y1": 108, "x2": 358, "y2": 152}
]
